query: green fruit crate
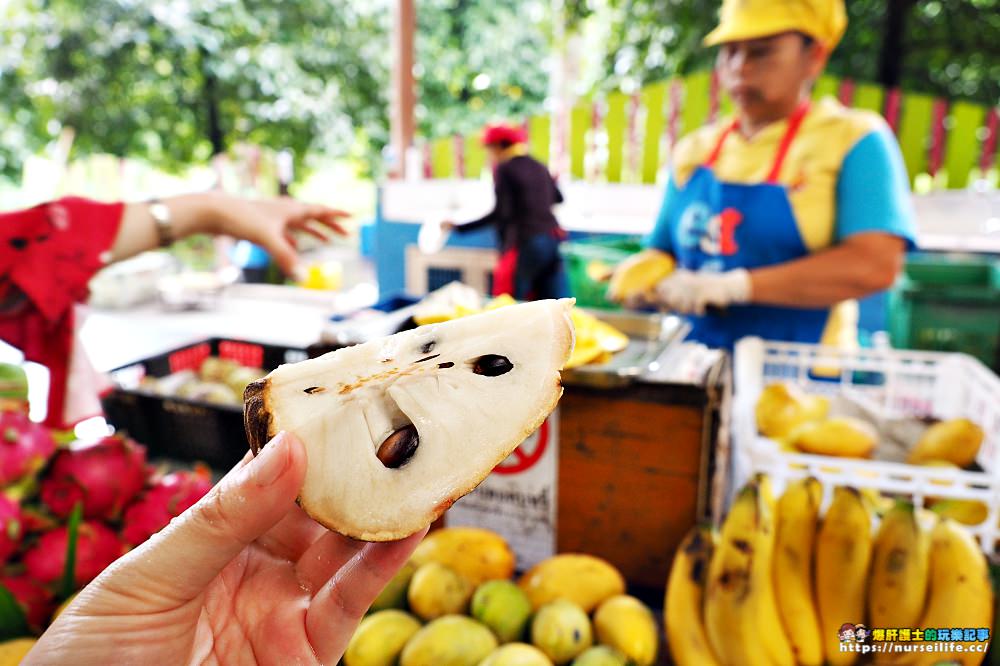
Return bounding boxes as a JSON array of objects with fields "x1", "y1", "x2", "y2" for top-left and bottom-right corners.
[
  {"x1": 888, "y1": 254, "x2": 1000, "y2": 370},
  {"x1": 560, "y1": 236, "x2": 643, "y2": 309}
]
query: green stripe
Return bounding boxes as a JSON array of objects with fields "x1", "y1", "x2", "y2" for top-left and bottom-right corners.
[
  {"x1": 464, "y1": 134, "x2": 486, "y2": 180},
  {"x1": 570, "y1": 102, "x2": 590, "y2": 180},
  {"x1": 943, "y1": 102, "x2": 987, "y2": 189},
  {"x1": 605, "y1": 92, "x2": 627, "y2": 183},
  {"x1": 897, "y1": 93, "x2": 935, "y2": 183},
  {"x1": 853, "y1": 83, "x2": 885, "y2": 113},
  {"x1": 680, "y1": 71, "x2": 712, "y2": 137},
  {"x1": 812, "y1": 75, "x2": 840, "y2": 101},
  {"x1": 430, "y1": 137, "x2": 454, "y2": 178},
  {"x1": 529, "y1": 115, "x2": 551, "y2": 166},
  {"x1": 640, "y1": 82, "x2": 667, "y2": 184}
]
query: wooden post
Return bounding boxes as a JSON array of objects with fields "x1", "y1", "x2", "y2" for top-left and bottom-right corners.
[{"x1": 390, "y1": 0, "x2": 416, "y2": 179}]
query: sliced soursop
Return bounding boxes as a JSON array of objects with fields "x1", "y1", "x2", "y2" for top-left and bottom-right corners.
[{"x1": 244, "y1": 299, "x2": 574, "y2": 541}]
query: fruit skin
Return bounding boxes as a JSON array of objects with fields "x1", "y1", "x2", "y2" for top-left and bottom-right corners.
[
  {"x1": 0, "y1": 576, "x2": 53, "y2": 630},
  {"x1": 868, "y1": 500, "x2": 930, "y2": 630},
  {"x1": 908, "y1": 418, "x2": 984, "y2": 467},
  {"x1": 607, "y1": 249, "x2": 675, "y2": 301},
  {"x1": 592, "y1": 595, "x2": 658, "y2": 666},
  {"x1": 569, "y1": 646, "x2": 628, "y2": 666},
  {"x1": 705, "y1": 480, "x2": 793, "y2": 666},
  {"x1": 23, "y1": 521, "x2": 126, "y2": 587},
  {"x1": 400, "y1": 615, "x2": 498, "y2": 666},
  {"x1": 369, "y1": 560, "x2": 416, "y2": 613},
  {"x1": 530, "y1": 600, "x2": 593, "y2": 665},
  {"x1": 0, "y1": 411, "x2": 56, "y2": 486},
  {"x1": 0, "y1": 638, "x2": 37, "y2": 666},
  {"x1": 773, "y1": 477, "x2": 823, "y2": 666},
  {"x1": 471, "y1": 579, "x2": 533, "y2": 643},
  {"x1": 40, "y1": 435, "x2": 148, "y2": 520},
  {"x1": 912, "y1": 519, "x2": 994, "y2": 666},
  {"x1": 0, "y1": 495, "x2": 22, "y2": 564},
  {"x1": 343, "y1": 609, "x2": 422, "y2": 666},
  {"x1": 928, "y1": 497, "x2": 989, "y2": 525},
  {"x1": 755, "y1": 383, "x2": 828, "y2": 438},
  {"x1": 411, "y1": 528, "x2": 516, "y2": 586},
  {"x1": 479, "y1": 643, "x2": 554, "y2": 666},
  {"x1": 121, "y1": 467, "x2": 213, "y2": 545},
  {"x1": 815, "y1": 487, "x2": 873, "y2": 666},
  {"x1": 519, "y1": 554, "x2": 625, "y2": 612},
  {"x1": 792, "y1": 417, "x2": 877, "y2": 458},
  {"x1": 407, "y1": 562, "x2": 473, "y2": 621},
  {"x1": 665, "y1": 525, "x2": 719, "y2": 666}
]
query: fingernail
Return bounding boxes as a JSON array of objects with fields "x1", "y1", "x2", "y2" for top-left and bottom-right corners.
[{"x1": 252, "y1": 431, "x2": 291, "y2": 486}]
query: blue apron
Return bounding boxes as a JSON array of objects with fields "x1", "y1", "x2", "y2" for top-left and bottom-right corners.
[{"x1": 670, "y1": 102, "x2": 830, "y2": 349}]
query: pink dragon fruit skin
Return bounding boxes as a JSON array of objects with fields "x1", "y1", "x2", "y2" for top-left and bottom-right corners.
[
  {"x1": 0, "y1": 411, "x2": 56, "y2": 486},
  {"x1": 0, "y1": 494, "x2": 21, "y2": 563},
  {"x1": 23, "y1": 521, "x2": 126, "y2": 588},
  {"x1": 1, "y1": 575, "x2": 54, "y2": 629},
  {"x1": 122, "y1": 468, "x2": 213, "y2": 546},
  {"x1": 40, "y1": 435, "x2": 149, "y2": 520}
]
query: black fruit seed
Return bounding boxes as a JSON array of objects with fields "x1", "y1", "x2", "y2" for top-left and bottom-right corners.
[
  {"x1": 420, "y1": 340, "x2": 436, "y2": 354},
  {"x1": 472, "y1": 354, "x2": 513, "y2": 377},
  {"x1": 377, "y1": 425, "x2": 419, "y2": 468}
]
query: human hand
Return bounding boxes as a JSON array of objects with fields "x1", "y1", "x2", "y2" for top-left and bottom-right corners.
[
  {"x1": 440, "y1": 221, "x2": 456, "y2": 232},
  {"x1": 26, "y1": 432, "x2": 426, "y2": 666},
  {"x1": 208, "y1": 194, "x2": 350, "y2": 278},
  {"x1": 654, "y1": 268, "x2": 751, "y2": 315}
]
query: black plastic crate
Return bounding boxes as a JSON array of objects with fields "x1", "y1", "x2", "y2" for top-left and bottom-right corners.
[{"x1": 101, "y1": 338, "x2": 315, "y2": 470}]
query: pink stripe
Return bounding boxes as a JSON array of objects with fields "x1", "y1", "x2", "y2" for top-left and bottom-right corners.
[
  {"x1": 668, "y1": 79, "x2": 682, "y2": 147},
  {"x1": 454, "y1": 134, "x2": 465, "y2": 178},
  {"x1": 709, "y1": 70, "x2": 720, "y2": 122},
  {"x1": 928, "y1": 99, "x2": 949, "y2": 176},
  {"x1": 884, "y1": 89, "x2": 902, "y2": 133},
  {"x1": 980, "y1": 109, "x2": 999, "y2": 172},
  {"x1": 838, "y1": 79, "x2": 856, "y2": 106},
  {"x1": 629, "y1": 92, "x2": 641, "y2": 177},
  {"x1": 590, "y1": 103, "x2": 602, "y2": 181},
  {"x1": 423, "y1": 142, "x2": 432, "y2": 179}
]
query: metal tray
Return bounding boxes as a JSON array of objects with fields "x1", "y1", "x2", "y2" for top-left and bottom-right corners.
[{"x1": 562, "y1": 309, "x2": 690, "y2": 389}]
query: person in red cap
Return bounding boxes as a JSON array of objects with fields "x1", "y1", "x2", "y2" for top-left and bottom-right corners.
[{"x1": 444, "y1": 123, "x2": 569, "y2": 300}]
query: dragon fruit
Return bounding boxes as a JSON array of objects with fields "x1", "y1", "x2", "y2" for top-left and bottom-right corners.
[
  {"x1": 0, "y1": 495, "x2": 21, "y2": 563},
  {"x1": 122, "y1": 467, "x2": 213, "y2": 546},
  {"x1": 40, "y1": 435, "x2": 148, "y2": 520},
  {"x1": 23, "y1": 521, "x2": 126, "y2": 588},
  {"x1": 0, "y1": 411, "x2": 56, "y2": 487},
  {"x1": 0, "y1": 576, "x2": 53, "y2": 629}
]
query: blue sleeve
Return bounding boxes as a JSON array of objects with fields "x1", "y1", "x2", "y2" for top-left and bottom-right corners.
[
  {"x1": 834, "y1": 127, "x2": 917, "y2": 249},
  {"x1": 645, "y1": 176, "x2": 681, "y2": 253}
]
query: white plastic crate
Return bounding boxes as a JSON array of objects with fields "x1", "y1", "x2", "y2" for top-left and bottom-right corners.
[{"x1": 732, "y1": 337, "x2": 1000, "y2": 554}]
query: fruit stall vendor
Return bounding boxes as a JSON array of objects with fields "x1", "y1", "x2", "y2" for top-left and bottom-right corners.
[
  {"x1": 444, "y1": 123, "x2": 571, "y2": 300},
  {"x1": 611, "y1": 0, "x2": 916, "y2": 350}
]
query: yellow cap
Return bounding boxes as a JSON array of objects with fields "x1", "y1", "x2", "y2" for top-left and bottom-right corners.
[{"x1": 704, "y1": 0, "x2": 847, "y2": 49}]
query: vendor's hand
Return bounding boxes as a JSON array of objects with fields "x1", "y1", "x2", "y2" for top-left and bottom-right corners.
[
  {"x1": 209, "y1": 194, "x2": 350, "y2": 278},
  {"x1": 655, "y1": 268, "x2": 752, "y2": 315},
  {"x1": 440, "y1": 220, "x2": 456, "y2": 232},
  {"x1": 26, "y1": 432, "x2": 426, "y2": 666}
]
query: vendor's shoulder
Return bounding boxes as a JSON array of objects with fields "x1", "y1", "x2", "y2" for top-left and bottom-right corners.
[
  {"x1": 808, "y1": 97, "x2": 888, "y2": 145},
  {"x1": 670, "y1": 120, "x2": 729, "y2": 184}
]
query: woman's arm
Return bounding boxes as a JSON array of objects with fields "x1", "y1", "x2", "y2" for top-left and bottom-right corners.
[
  {"x1": 110, "y1": 192, "x2": 348, "y2": 275},
  {"x1": 750, "y1": 232, "x2": 906, "y2": 307}
]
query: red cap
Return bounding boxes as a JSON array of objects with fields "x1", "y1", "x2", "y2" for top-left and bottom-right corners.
[{"x1": 481, "y1": 123, "x2": 527, "y2": 146}]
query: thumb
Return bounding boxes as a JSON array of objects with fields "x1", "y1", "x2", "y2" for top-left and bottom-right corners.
[{"x1": 116, "y1": 432, "x2": 307, "y2": 601}]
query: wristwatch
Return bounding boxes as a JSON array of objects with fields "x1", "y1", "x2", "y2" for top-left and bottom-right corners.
[{"x1": 148, "y1": 198, "x2": 174, "y2": 247}]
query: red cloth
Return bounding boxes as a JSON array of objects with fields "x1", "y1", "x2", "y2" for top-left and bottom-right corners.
[
  {"x1": 492, "y1": 248, "x2": 519, "y2": 297},
  {"x1": 481, "y1": 123, "x2": 527, "y2": 147},
  {"x1": 0, "y1": 197, "x2": 124, "y2": 428}
]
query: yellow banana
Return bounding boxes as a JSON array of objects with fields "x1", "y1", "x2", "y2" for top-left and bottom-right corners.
[
  {"x1": 868, "y1": 501, "x2": 930, "y2": 630},
  {"x1": 665, "y1": 525, "x2": 720, "y2": 666},
  {"x1": 752, "y1": 476, "x2": 796, "y2": 666},
  {"x1": 607, "y1": 249, "x2": 675, "y2": 301},
  {"x1": 815, "y1": 486, "x2": 873, "y2": 666},
  {"x1": 773, "y1": 477, "x2": 824, "y2": 666},
  {"x1": 912, "y1": 520, "x2": 994, "y2": 666}
]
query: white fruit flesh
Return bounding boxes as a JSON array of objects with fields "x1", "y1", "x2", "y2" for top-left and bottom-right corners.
[{"x1": 246, "y1": 299, "x2": 574, "y2": 541}]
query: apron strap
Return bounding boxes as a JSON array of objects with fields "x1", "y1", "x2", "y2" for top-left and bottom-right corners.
[{"x1": 702, "y1": 100, "x2": 812, "y2": 184}]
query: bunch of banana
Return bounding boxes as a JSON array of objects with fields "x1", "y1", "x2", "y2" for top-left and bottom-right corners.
[{"x1": 664, "y1": 477, "x2": 994, "y2": 666}]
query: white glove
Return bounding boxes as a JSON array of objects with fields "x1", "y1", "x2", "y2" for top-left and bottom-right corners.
[{"x1": 654, "y1": 268, "x2": 752, "y2": 315}]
